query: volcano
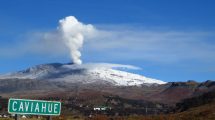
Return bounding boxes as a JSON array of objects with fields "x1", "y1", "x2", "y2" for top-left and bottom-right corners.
[
  {"x1": 0, "y1": 63, "x2": 214, "y2": 106},
  {"x1": 0, "y1": 63, "x2": 165, "y2": 86}
]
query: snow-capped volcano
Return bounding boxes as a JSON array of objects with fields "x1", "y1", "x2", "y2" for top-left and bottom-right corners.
[{"x1": 0, "y1": 63, "x2": 166, "y2": 86}]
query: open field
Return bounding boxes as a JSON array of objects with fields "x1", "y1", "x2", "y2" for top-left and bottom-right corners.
[{"x1": 1, "y1": 101, "x2": 215, "y2": 120}]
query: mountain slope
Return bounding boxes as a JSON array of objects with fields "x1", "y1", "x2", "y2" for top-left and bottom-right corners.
[{"x1": 0, "y1": 63, "x2": 166, "y2": 86}]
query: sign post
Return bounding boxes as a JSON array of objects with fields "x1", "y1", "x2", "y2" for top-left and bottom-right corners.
[
  {"x1": 15, "y1": 114, "x2": 19, "y2": 120},
  {"x1": 8, "y1": 98, "x2": 61, "y2": 119}
]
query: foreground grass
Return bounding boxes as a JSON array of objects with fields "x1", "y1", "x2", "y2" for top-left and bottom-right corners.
[
  {"x1": 132, "y1": 102, "x2": 215, "y2": 120},
  {"x1": 88, "y1": 102, "x2": 215, "y2": 120},
  {"x1": 1, "y1": 102, "x2": 214, "y2": 120},
  {"x1": 0, "y1": 118, "x2": 44, "y2": 120}
]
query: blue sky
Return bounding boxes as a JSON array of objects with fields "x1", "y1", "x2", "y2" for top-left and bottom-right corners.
[{"x1": 0, "y1": 0, "x2": 215, "y2": 82}]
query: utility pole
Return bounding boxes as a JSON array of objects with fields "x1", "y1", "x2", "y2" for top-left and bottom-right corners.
[{"x1": 145, "y1": 107, "x2": 148, "y2": 115}]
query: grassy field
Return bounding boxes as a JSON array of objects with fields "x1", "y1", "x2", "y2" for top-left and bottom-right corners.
[
  {"x1": 121, "y1": 102, "x2": 215, "y2": 120},
  {"x1": 0, "y1": 102, "x2": 214, "y2": 120}
]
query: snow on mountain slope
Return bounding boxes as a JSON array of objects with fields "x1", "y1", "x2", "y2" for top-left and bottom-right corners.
[
  {"x1": 0, "y1": 63, "x2": 166, "y2": 86},
  {"x1": 87, "y1": 68, "x2": 165, "y2": 85}
]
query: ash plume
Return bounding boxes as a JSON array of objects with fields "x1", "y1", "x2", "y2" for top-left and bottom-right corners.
[{"x1": 58, "y1": 16, "x2": 95, "y2": 64}]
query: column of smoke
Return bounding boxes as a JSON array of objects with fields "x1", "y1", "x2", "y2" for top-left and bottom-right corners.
[{"x1": 58, "y1": 16, "x2": 95, "y2": 64}]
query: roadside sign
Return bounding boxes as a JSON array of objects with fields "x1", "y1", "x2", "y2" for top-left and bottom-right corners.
[{"x1": 8, "y1": 98, "x2": 61, "y2": 116}]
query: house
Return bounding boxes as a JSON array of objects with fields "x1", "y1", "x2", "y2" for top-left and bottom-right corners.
[{"x1": 93, "y1": 106, "x2": 111, "y2": 111}]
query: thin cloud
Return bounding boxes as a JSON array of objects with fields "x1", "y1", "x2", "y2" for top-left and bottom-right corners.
[
  {"x1": 63, "y1": 63, "x2": 141, "y2": 70},
  {"x1": 84, "y1": 28, "x2": 215, "y2": 64},
  {"x1": 0, "y1": 25, "x2": 215, "y2": 65}
]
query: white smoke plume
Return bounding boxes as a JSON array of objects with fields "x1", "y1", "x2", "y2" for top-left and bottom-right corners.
[{"x1": 58, "y1": 16, "x2": 95, "y2": 64}]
